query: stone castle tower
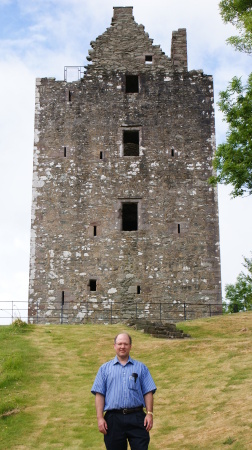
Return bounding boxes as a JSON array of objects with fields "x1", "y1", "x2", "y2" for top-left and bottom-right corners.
[{"x1": 28, "y1": 7, "x2": 222, "y2": 324}]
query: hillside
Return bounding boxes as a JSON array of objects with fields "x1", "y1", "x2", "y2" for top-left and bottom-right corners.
[{"x1": 0, "y1": 312, "x2": 251, "y2": 449}]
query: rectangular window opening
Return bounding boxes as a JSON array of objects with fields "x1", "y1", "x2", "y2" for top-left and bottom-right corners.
[
  {"x1": 64, "y1": 146, "x2": 67, "y2": 157},
  {"x1": 137, "y1": 285, "x2": 141, "y2": 295},
  {"x1": 93, "y1": 226, "x2": 97, "y2": 237},
  {"x1": 126, "y1": 75, "x2": 139, "y2": 93},
  {"x1": 178, "y1": 224, "x2": 181, "y2": 234},
  {"x1": 123, "y1": 130, "x2": 139, "y2": 156},
  {"x1": 89, "y1": 279, "x2": 97, "y2": 291},
  {"x1": 171, "y1": 148, "x2": 174, "y2": 157},
  {"x1": 68, "y1": 90, "x2": 72, "y2": 102},
  {"x1": 145, "y1": 55, "x2": 153, "y2": 63},
  {"x1": 122, "y1": 203, "x2": 138, "y2": 231},
  {"x1": 61, "y1": 291, "x2": 65, "y2": 305},
  {"x1": 100, "y1": 151, "x2": 103, "y2": 159}
]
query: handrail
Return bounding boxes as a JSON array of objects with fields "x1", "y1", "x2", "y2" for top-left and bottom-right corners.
[
  {"x1": 64, "y1": 66, "x2": 85, "y2": 81},
  {"x1": 0, "y1": 299, "x2": 223, "y2": 325}
]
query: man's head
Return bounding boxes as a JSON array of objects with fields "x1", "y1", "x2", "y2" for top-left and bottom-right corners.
[{"x1": 114, "y1": 332, "x2": 132, "y2": 361}]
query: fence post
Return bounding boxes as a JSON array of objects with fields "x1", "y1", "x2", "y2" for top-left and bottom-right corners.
[
  {"x1": 184, "y1": 302, "x2": 186, "y2": 321},
  {"x1": 60, "y1": 292, "x2": 64, "y2": 324}
]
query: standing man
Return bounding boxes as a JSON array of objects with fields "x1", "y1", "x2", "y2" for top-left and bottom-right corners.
[{"x1": 91, "y1": 332, "x2": 157, "y2": 450}]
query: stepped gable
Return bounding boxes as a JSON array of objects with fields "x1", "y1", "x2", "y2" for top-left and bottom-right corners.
[{"x1": 86, "y1": 6, "x2": 184, "y2": 73}]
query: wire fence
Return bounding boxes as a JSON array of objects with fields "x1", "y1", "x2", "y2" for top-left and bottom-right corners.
[{"x1": 0, "y1": 299, "x2": 223, "y2": 325}]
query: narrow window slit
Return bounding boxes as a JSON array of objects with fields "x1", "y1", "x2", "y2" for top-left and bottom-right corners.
[
  {"x1": 100, "y1": 151, "x2": 103, "y2": 159},
  {"x1": 89, "y1": 279, "x2": 96, "y2": 291},
  {"x1": 68, "y1": 90, "x2": 72, "y2": 102},
  {"x1": 61, "y1": 291, "x2": 65, "y2": 305},
  {"x1": 178, "y1": 224, "x2": 181, "y2": 234},
  {"x1": 137, "y1": 285, "x2": 141, "y2": 295},
  {"x1": 93, "y1": 226, "x2": 97, "y2": 236},
  {"x1": 171, "y1": 148, "x2": 174, "y2": 157},
  {"x1": 64, "y1": 146, "x2": 67, "y2": 157}
]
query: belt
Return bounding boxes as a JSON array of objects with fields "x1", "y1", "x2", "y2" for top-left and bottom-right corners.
[{"x1": 107, "y1": 406, "x2": 143, "y2": 415}]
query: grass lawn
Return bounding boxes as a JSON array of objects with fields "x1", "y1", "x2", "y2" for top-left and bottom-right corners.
[{"x1": 0, "y1": 312, "x2": 251, "y2": 449}]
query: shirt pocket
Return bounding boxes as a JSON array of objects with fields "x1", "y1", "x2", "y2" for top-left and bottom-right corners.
[{"x1": 128, "y1": 374, "x2": 140, "y2": 391}]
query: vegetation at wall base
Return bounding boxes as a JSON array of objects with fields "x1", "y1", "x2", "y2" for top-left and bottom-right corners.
[
  {"x1": 223, "y1": 254, "x2": 252, "y2": 313},
  {"x1": 0, "y1": 313, "x2": 252, "y2": 449}
]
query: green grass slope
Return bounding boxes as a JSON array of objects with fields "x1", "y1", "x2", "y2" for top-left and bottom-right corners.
[{"x1": 0, "y1": 313, "x2": 251, "y2": 449}]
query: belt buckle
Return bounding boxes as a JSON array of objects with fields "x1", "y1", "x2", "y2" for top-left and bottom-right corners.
[{"x1": 122, "y1": 408, "x2": 128, "y2": 415}]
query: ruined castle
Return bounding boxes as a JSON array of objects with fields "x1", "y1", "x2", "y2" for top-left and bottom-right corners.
[{"x1": 28, "y1": 7, "x2": 222, "y2": 324}]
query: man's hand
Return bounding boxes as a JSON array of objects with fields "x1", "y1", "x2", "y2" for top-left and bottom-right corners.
[
  {"x1": 95, "y1": 393, "x2": 107, "y2": 434},
  {"x1": 144, "y1": 391, "x2": 154, "y2": 432},
  {"x1": 144, "y1": 413, "x2": 153, "y2": 432},
  {"x1": 97, "y1": 417, "x2": 108, "y2": 435}
]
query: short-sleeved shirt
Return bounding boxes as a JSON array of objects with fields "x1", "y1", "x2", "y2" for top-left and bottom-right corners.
[{"x1": 91, "y1": 355, "x2": 156, "y2": 411}]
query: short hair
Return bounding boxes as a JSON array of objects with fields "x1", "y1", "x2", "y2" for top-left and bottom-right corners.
[{"x1": 114, "y1": 332, "x2": 132, "y2": 345}]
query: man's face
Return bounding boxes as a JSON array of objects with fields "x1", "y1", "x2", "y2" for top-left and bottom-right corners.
[{"x1": 114, "y1": 334, "x2": 132, "y2": 359}]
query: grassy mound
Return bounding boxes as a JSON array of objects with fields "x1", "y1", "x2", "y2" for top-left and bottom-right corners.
[{"x1": 0, "y1": 312, "x2": 251, "y2": 449}]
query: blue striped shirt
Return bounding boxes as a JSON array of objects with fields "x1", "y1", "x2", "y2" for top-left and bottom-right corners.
[{"x1": 91, "y1": 356, "x2": 156, "y2": 411}]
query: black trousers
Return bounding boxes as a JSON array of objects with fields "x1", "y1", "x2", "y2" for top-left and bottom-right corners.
[{"x1": 104, "y1": 410, "x2": 150, "y2": 450}]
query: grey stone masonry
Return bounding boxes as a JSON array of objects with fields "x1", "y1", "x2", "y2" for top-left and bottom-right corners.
[{"x1": 28, "y1": 6, "x2": 222, "y2": 324}]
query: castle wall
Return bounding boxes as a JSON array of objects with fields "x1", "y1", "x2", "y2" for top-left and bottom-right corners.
[{"x1": 28, "y1": 7, "x2": 222, "y2": 324}]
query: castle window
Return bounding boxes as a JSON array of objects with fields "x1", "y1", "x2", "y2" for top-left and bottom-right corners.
[
  {"x1": 137, "y1": 285, "x2": 141, "y2": 294},
  {"x1": 89, "y1": 279, "x2": 97, "y2": 291},
  {"x1": 178, "y1": 224, "x2": 181, "y2": 234},
  {"x1": 93, "y1": 226, "x2": 97, "y2": 236},
  {"x1": 145, "y1": 55, "x2": 152, "y2": 64},
  {"x1": 100, "y1": 151, "x2": 103, "y2": 159},
  {"x1": 61, "y1": 291, "x2": 65, "y2": 305},
  {"x1": 126, "y1": 75, "x2": 139, "y2": 93},
  {"x1": 123, "y1": 130, "x2": 139, "y2": 156},
  {"x1": 68, "y1": 90, "x2": 72, "y2": 102},
  {"x1": 122, "y1": 203, "x2": 138, "y2": 231},
  {"x1": 64, "y1": 146, "x2": 67, "y2": 157},
  {"x1": 171, "y1": 148, "x2": 174, "y2": 157}
]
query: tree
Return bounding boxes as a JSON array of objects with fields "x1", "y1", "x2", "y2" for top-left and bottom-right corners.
[
  {"x1": 219, "y1": 0, "x2": 252, "y2": 54},
  {"x1": 209, "y1": 1, "x2": 252, "y2": 197},
  {"x1": 223, "y1": 255, "x2": 252, "y2": 313},
  {"x1": 209, "y1": 74, "x2": 252, "y2": 197}
]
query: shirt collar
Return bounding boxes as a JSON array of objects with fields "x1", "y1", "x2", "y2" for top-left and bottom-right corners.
[{"x1": 113, "y1": 355, "x2": 134, "y2": 366}]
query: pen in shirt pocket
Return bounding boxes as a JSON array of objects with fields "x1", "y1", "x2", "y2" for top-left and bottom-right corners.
[{"x1": 131, "y1": 373, "x2": 138, "y2": 383}]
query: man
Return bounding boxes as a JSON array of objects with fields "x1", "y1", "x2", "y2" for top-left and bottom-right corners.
[{"x1": 91, "y1": 332, "x2": 156, "y2": 450}]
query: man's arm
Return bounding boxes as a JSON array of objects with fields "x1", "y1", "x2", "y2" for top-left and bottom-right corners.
[
  {"x1": 144, "y1": 391, "x2": 154, "y2": 432},
  {"x1": 95, "y1": 393, "x2": 108, "y2": 435}
]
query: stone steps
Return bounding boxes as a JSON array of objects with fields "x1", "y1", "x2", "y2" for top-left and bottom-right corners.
[{"x1": 127, "y1": 319, "x2": 190, "y2": 339}]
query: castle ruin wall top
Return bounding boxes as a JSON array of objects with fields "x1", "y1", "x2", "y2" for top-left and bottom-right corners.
[{"x1": 86, "y1": 6, "x2": 187, "y2": 74}]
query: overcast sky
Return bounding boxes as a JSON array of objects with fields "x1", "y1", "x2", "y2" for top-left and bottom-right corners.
[{"x1": 0, "y1": 0, "x2": 252, "y2": 324}]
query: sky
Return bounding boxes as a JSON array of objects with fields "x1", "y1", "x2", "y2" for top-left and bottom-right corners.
[{"x1": 0, "y1": 0, "x2": 252, "y2": 324}]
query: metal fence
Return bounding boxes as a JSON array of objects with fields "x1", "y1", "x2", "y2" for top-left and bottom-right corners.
[
  {"x1": 0, "y1": 299, "x2": 223, "y2": 325},
  {"x1": 64, "y1": 66, "x2": 85, "y2": 82}
]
